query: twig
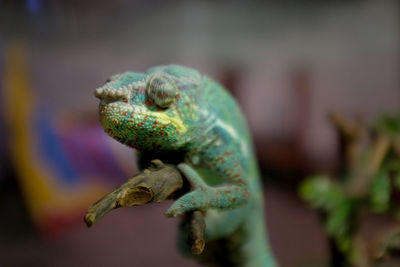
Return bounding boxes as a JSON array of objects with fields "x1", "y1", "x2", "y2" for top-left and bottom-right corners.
[
  {"x1": 329, "y1": 113, "x2": 391, "y2": 197},
  {"x1": 329, "y1": 112, "x2": 361, "y2": 140},
  {"x1": 188, "y1": 210, "x2": 206, "y2": 255},
  {"x1": 84, "y1": 159, "x2": 183, "y2": 227},
  {"x1": 347, "y1": 134, "x2": 390, "y2": 197},
  {"x1": 84, "y1": 159, "x2": 206, "y2": 255},
  {"x1": 329, "y1": 112, "x2": 364, "y2": 169}
]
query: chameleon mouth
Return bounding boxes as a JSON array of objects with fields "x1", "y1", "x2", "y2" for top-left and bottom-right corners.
[{"x1": 99, "y1": 102, "x2": 187, "y2": 134}]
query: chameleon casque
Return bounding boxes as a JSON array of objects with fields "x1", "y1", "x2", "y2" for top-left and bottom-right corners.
[{"x1": 94, "y1": 65, "x2": 277, "y2": 267}]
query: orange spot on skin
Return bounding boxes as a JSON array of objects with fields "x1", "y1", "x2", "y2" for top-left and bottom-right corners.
[
  {"x1": 142, "y1": 98, "x2": 154, "y2": 107},
  {"x1": 232, "y1": 198, "x2": 238, "y2": 203},
  {"x1": 152, "y1": 120, "x2": 158, "y2": 128},
  {"x1": 222, "y1": 151, "x2": 233, "y2": 157},
  {"x1": 237, "y1": 179, "x2": 246, "y2": 185}
]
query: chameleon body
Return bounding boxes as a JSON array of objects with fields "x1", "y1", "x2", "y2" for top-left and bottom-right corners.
[{"x1": 94, "y1": 65, "x2": 277, "y2": 266}]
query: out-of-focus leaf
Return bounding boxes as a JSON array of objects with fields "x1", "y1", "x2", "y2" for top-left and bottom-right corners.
[
  {"x1": 370, "y1": 169, "x2": 391, "y2": 213},
  {"x1": 299, "y1": 175, "x2": 346, "y2": 211},
  {"x1": 373, "y1": 115, "x2": 400, "y2": 137},
  {"x1": 325, "y1": 200, "x2": 354, "y2": 254}
]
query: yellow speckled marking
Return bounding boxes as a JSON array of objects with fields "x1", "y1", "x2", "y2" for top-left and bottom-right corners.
[
  {"x1": 101, "y1": 102, "x2": 187, "y2": 134},
  {"x1": 151, "y1": 111, "x2": 187, "y2": 133}
]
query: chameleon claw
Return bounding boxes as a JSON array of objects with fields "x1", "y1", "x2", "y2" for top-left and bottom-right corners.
[
  {"x1": 165, "y1": 189, "x2": 210, "y2": 218},
  {"x1": 166, "y1": 191, "x2": 197, "y2": 217},
  {"x1": 165, "y1": 201, "x2": 188, "y2": 218}
]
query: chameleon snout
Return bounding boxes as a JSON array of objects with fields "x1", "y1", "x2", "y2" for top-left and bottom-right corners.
[{"x1": 94, "y1": 86, "x2": 131, "y2": 102}]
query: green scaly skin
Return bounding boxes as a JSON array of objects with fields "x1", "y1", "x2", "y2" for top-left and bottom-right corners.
[{"x1": 94, "y1": 65, "x2": 277, "y2": 266}]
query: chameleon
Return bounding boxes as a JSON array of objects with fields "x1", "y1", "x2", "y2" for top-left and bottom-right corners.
[{"x1": 94, "y1": 65, "x2": 277, "y2": 267}]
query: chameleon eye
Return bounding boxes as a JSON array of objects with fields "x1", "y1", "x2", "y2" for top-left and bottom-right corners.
[{"x1": 147, "y1": 74, "x2": 179, "y2": 108}]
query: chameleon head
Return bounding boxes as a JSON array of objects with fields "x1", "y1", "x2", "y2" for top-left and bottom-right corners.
[{"x1": 94, "y1": 65, "x2": 201, "y2": 151}]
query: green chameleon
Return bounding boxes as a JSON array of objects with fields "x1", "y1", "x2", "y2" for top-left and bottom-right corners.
[{"x1": 94, "y1": 65, "x2": 277, "y2": 266}]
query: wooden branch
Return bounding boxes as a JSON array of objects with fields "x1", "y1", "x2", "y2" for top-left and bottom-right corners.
[
  {"x1": 347, "y1": 134, "x2": 390, "y2": 197},
  {"x1": 84, "y1": 159, "x2": 183, "y2": 227},
  {"x1": 84, "y1": 159, "x2": 206, "y2": 255},
  {"x1": 329, "y1": 112, "x2": 364, "y2": 169},
  {"x1": 329, "y1": 112, "x2": 361, "y2": 140},
  {"x1": 329, "y1": 113, "x2": 391, "y2": 197},
  {"x1": 188, "y1": 210, "x2": 206, "y2": 255}
]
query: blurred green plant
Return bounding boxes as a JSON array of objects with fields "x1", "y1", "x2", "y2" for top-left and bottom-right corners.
[{"x1": 299, "y1": 114, "x2": 400, "y2": 267}]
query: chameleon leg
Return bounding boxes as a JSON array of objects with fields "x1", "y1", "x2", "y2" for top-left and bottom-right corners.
[
  {"x1": 165, "y1": 163, "x2": 212, "y2": 217},
  {"x1": 165, "y1": 163, "x2": 250, "y2": 217},
  {"x1": 176, "y1": 162, "x2": 208, "y2": 190}
]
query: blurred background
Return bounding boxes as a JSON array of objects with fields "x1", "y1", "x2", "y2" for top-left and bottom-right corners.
[{"x1": 0, "y1": 0, "x2": 398, "y2": 266}]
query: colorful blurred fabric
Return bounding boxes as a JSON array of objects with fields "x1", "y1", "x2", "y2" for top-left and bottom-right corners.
[{"x1": 2, "y1": 41, "x2": 136, "y2": 236}]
